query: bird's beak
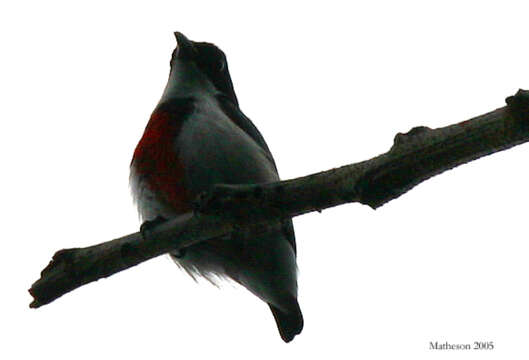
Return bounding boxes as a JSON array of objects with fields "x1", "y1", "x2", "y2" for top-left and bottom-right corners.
[{"x1": 174, "y1": 32, "x2": 196, "y2": 60}]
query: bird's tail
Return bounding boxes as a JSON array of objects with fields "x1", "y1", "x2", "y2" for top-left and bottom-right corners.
[{"x1": 268, "y1": 297, "x2": 303, "y2": 343}]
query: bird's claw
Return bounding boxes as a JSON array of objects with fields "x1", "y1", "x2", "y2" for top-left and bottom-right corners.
[
  {"x1": 140, "y1": 215, "x2": 167, "y2": 240},
  {"x1": 172, "y1": 248, "x2": 187, "y2": 258},
  {"x1": 140, "y1": 216, "x2": 187, "y2": 258}
]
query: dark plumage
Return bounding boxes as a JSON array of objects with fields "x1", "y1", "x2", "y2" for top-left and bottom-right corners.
[{"x1": 130, "y1": 32, "x2": 303, "y2": 342}]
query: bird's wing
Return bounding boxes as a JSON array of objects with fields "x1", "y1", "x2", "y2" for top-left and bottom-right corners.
[
  {"x1": 283, "y1": 219, "x2": 296, "y2": 255},
  {"x1": 216, "y1": 95, "x2": 278, "y2": 172},
  {"x1": 217, "y1": 95, "x2": 296, "y2": 254}
]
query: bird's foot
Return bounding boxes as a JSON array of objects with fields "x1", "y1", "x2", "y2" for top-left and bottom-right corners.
[
  {"x1": 140, "y1": 215, "x2": 167, "y2": 240},
  {"x1": 172, "y1": 247, "x2": 187, "y2": 258},
  {"x1": 140, "y1": 216, "x2": 187, "y2": 258}
]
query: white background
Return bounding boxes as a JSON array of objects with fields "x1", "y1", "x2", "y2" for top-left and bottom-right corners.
[{"x1": 2, "y1": 1, "x2": 529, "y2": 359}]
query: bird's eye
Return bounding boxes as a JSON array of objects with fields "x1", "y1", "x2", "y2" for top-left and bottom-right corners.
[{"x1": 218, "y1": 59, "x2": 226, "y2": 72}]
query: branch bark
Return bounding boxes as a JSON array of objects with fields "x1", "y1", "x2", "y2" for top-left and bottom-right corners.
[{"x1": 29, "y1": 89, "x2": 529, "y2": 308}]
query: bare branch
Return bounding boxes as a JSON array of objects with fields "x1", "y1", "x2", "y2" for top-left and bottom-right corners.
[
  {"x1": 29, "y1": 89, "x2": 529, "y2": 308},
  {"x1": 29, "y1": 213, "x2": 230, "y2": 308}
]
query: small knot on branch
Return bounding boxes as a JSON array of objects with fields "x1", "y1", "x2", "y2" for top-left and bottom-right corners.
[
  {"x1": 506, "y1": 89, "x2": 529, "y2": 121},
  {"x1": 392, "y1": 126, "x2": 432, "y2": 150}
]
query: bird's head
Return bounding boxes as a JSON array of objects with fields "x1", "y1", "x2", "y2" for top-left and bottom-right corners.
[{"x1": 167, "y1": 32, "x2": 238, "y2": 106}]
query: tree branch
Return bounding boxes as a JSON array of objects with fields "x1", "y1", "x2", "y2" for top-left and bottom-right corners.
[{"x1": 29, "y1": 89, "x2": 529, "y2": 308}]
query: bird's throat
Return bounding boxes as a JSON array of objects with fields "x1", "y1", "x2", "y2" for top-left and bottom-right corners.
[{"x1": 159, "y1": 61, "x2": 216, "y2": 105}]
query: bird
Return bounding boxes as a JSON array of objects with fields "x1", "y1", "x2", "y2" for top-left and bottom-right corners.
[{"x1": 130, "y1": 32, "x2": 303, "y2": 342}]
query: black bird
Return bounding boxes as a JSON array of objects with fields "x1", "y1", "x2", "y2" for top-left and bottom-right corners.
[{"x1": 130, "y1": 32, "x2": 303, "y2": 342}]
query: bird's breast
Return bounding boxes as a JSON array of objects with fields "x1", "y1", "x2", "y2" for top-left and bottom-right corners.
[
  {"x1": 130, "y1": 97, "x2": 278, "y2": 220},
  {"x1": 131, "y1": 109, "x2": 191, "y2": 215}
]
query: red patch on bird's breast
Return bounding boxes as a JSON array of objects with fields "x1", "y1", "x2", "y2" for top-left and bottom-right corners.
[{"x1": 132, "y1": 101, "x2": 194, "y2": 213}]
